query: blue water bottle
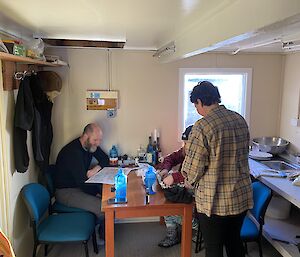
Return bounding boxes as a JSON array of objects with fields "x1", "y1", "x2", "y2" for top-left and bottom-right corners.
[
  {"x1": 144, "y1": 166, "x2": 156, "y2": 195},
  {"x1": 114, "y1": 168, "x2": 127, "y2": 201},
  {"x1": 109, "y1": 145, "x2": 118, "y2": 166}
]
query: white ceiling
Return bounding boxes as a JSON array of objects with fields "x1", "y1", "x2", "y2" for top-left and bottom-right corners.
[
  {"x1": 0, "y1": 0, "x2": 226, "y2": 49},
  {"x1": 1, "y1": 0, "x2": 300, "y2": 61}
]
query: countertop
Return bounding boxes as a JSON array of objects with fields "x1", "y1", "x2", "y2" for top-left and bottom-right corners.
[{"x1": 249, "y1": 158, "x2": 300, "y2": 208}]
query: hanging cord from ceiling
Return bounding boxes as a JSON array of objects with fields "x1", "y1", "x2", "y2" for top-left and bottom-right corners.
[{"x1": 107, "y1": 49, "x2": 112, "y2": 91}]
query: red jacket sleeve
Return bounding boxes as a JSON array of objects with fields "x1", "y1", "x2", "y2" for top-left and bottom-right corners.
[
  {"x1": 156, "y1": 148, "x2": 185, "y2": 171},
  {"x1": 171, "y1": 172, "x2": 185, "y2": 184}
]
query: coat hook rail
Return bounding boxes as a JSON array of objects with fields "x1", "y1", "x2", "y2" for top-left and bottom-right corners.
[{"x1": 14, "y1": 70, "x2": 37, "y2": 80}]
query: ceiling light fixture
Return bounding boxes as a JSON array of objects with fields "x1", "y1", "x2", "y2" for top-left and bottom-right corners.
[
  {"x1": 282, "y1": 40, "x2": 300, "y2": 51},
  {"x1": 231, "y1": 38, "x2": 281, "y2": 55},
  {"x1": 153, "y1": 41, "x2": 176, "y2": 58}
]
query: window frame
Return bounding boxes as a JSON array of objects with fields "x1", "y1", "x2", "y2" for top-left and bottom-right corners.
[{"x1": 178, "y1": 68, "x2": 252, "y2": 141}]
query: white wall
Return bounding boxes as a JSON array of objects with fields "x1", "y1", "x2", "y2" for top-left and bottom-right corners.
[
  {"x1": 0, "y1": 67, "x2": 38, "y2": 257},
  {"x1": 280, "y1": 53, "x2": 300, "y2": 152},
  {"x1": 45, "y1": 48, "x2": 284, "y2": 161}
]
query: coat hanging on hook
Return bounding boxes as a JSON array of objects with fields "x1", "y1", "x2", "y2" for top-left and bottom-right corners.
[{"x1": 14, "y1": 72, "x2": 54, "y2": 173}]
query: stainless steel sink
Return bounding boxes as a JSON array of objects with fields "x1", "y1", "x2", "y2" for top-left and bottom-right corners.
[{"x1": 260, "y1": 160, "x2": 299, "y2": 170}]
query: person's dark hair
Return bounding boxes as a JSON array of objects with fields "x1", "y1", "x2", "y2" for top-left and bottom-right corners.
[
  {"x1": 83, "y1": 123, "x2": 94, "y2": 135},
  {"x1": 182, "y1": 125, "x2": 193, "y2": 141},
  {"x1": 190, "y1": 81, "x2": 221, "y2": 106}
]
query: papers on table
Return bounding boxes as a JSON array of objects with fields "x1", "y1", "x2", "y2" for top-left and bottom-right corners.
[{"x1": 85, "y1": 167, "x2": 137, "y2": 185}]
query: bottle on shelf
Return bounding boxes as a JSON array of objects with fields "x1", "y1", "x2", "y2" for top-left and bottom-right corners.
[
  {"x1": 109, "y1": 145, "x2": 118, "y2": 166},
  {"x1": 146, "y1": 135, "x2": 153, "y2": 164},
  {"x1": 146, "y1": 135, "x2": 152, "y2": 152},
  {"x1": 152, "y1": 140, "x2": 158, "y2": 165},
  {"x1": 144, "y1": 166, "x2": 157, "y2": 195},
  {"x1": 156, "y1": 136, "x2": 162, "y2": 163},
  {"x1": 114, "y1": 168, "x2": 127, "y2": 200}
]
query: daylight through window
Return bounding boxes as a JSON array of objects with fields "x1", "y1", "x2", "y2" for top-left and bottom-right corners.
[{"x1": 178, "y1": 68, "x2": 252, "y2": 139}]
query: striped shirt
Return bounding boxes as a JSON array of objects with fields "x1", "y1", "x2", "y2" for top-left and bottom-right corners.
[{"x1": 182, "y1": 105, "x2": 253, "y2": 217}]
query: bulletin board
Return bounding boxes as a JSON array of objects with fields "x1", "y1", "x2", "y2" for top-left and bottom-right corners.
[{"x1": 86, "y1": 90, "x2": 118, "y2": 110}]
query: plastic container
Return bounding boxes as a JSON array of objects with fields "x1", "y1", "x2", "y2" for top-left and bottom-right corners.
[
  {"x1": 144, "y1": 166, "x2": 157, "y2": 195},
  {"x1": 266, "y1": 195, "x2": 291, "y2": 219},
  {"x1": 137, "y1": 145, "x2": 146, "y2": 162},
  {"x1": 114, "y1": 168, "x2": 127, "y2": 200}
]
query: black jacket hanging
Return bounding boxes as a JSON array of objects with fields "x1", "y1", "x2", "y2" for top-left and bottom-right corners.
[
  {"x1": 14, "y1": 74, "x2": 53, "y2": 173},
  {"x1": 13, "y1": 76, "x2": 34, "y2": 172},
  {"x1": 30, "y1": 74, "x2": 53, "y2": 172}
]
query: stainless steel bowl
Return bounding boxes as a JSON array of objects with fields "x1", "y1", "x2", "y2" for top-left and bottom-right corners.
[{"x1": 252, "y1": 137, "x2": 289, "y2": 154}]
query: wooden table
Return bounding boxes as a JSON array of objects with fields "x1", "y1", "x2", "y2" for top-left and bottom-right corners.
[{"x1": 101, "y1": 172, "x2": 194, "y2": 257}]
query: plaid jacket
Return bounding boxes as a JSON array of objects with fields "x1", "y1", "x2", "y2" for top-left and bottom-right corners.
[{"x1": 182, "y1": 105, "x2": 253, "y2": 216}]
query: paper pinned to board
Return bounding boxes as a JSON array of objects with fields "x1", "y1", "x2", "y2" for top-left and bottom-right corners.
[{"x1": 85, "y1": 167, "x2": 135, "y2": 185}]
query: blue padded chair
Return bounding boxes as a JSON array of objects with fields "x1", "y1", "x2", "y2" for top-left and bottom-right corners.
[
  {"x1": 241, "y1": 181, "x2": 272, "y2": 257},
  {"x1": 22, "y1": 183, "x2": 98, "y2": 257},
  {"x1": 45, "y1": 164, "x2": 87, "y2": 213}
]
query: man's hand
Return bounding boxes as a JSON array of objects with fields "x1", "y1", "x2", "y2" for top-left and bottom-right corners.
[
  {"x1": 163, "y1": 174, "x2": 174, "y2": 186},
  {"x1": 87, "y1": 165, "x2": 101, "y2": 178}
]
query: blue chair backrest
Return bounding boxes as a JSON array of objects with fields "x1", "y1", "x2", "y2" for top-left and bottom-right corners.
[
  {"x1": 22, "y1": 183, "x2": 50, "y2": 222},
  {"x1": 250, "y1": 181, "x2": 272, "y2": 224},
  {"x1": 45, "y1": 164, "x2": 56, "y2": 197}
]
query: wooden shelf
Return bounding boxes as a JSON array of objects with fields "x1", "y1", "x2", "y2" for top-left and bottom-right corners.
[
  {"x1": 0, "y1": 52, "x2": 65, "y2": 90},
  {"x1": 0, "y1": 52, "x2": 59, "y2": 67}
]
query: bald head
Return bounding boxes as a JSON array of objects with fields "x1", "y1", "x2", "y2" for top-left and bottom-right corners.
[{"x1": 80, "y1": 123, "x2": 103, "y2": 153}]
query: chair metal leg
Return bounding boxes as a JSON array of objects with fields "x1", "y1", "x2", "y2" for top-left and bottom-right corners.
[
  {"x1": 83, "y1": 241, "x2": 89, "y2": 257},
  {"x1": 197, "y1": 232, "x2": 203, "y2": 253},
  {"x1": 92, "y1": 230, "x2": 99, "y2": 254},
  {"x1": 244, "y1": 242, "x2": 248, "y2": 254},
  {"x1": 44, "y1": 244, "x2": 48, "y2": 256},
  {"x1": 258, "y1": 240, "x2": 263, "y2": 257},
  {"x1": 195, "y1": 220, "x2": 202, "y2": 253},
  {"x1": 32, "y1": 242, "x2": 38, "y2": 257}
]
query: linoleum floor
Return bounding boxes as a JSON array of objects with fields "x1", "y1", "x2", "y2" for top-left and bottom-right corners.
[{"x1": 36, "y1": 222, "x2": 283, "y2": 257}]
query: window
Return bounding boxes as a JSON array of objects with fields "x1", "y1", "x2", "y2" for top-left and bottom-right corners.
[{"x1": 178, "y1": 68, "x2": 252, "y2": 139}]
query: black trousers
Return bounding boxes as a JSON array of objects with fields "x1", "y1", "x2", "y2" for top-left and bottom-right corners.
[{"x1": 198, "y1": 211, "x2": 247, "y2": 257}]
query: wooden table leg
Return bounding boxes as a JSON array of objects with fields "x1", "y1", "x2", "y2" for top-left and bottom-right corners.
[
  {"x1": 105, "y1": 210, "x2": 115, "y2": 257},
  {"x1": 181, "y1": 205, "x2": 193, "y2": 257}
]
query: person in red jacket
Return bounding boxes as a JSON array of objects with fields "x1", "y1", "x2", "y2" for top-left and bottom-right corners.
[{"x1": 156, "y1": 125, "x2": 193, "y2": 248}]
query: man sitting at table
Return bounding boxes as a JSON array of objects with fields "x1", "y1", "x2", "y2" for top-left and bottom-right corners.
[{"x1": 54, "y1": 123, "x2": 109, "y2": 242}]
